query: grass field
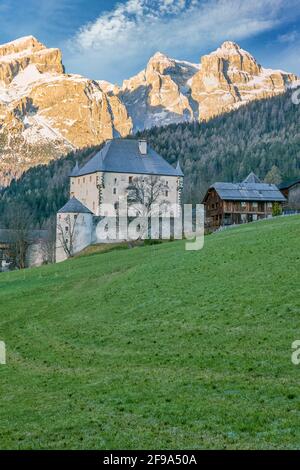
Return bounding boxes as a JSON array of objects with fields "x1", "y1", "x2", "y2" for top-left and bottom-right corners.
[{"x1": 0, "y1": 216, "x2": 300, "y2": 450}]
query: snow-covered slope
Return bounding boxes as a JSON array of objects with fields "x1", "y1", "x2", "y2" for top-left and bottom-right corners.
[{"x1": 117, "y1": 52, "x2": 200, "y2": 130}]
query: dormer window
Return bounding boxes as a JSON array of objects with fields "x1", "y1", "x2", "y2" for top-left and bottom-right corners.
[{"x1": 138, "y1": 140, "x2": 147, "y2": 155}]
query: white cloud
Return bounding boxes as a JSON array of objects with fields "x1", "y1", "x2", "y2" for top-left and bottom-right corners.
[
  {"x1": 64, "y1": 0, "x2": 300, "y2": 82},
  {"x1": 278, "y1": 30, "x2": 300, "y2": 44}
]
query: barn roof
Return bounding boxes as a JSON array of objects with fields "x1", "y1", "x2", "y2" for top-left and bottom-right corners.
[
  {"x1": 70, "y1": 139, "x2": 184, "y2": 178},
  {"x1": 205, "y1": 173, "x2": 286, "y2": 202},
  {"x1": 58, "y1": 197, "x2": 92, "y2": 214},
  {"x1": 278, "y1": 178, "x2": 300, "y2": 190}
]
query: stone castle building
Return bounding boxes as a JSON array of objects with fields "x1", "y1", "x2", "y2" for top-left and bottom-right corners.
[{"x1": 56, "y1": 138, "x2": 184, "y2": 262}]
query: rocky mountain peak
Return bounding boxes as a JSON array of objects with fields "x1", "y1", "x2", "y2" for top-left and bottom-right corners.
[
  {"x1": 0, "y1": 36, "x2": 132, "y2": 186},
  {"x1": 0, "y1": 35, "x2": 64, "y2": 85},
  {"x1": 0, "y1": 35, "x2": 43, "y2": 57},
  {"x1": 191, "y1": 41, "x2": 298, "y2": 120},
  {"x1": 146, "y1": 51, "x2": 177, "y2": 76},
  {"x1": 218, "y1": 40, "x2": 242, "y2": 53}
]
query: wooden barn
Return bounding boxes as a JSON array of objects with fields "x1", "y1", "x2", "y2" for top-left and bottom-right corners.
[
  {"x1": 279, "y1": 178, "x2": 300, "y2": 211},
  {"x1": 203, "y1": 172, "x2": 286, "y2": 230}
]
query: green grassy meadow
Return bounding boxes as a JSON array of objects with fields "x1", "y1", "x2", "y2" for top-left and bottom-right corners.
[{"x1": 0, "y1": 216, "x2": 300, "y2": 450}]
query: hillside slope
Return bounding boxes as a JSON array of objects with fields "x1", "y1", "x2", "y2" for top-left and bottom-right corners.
[
  {"x1": 0, "y1": 216, "x2": 300, "y2": 449},
  {"x1": 1, "y1": 89, "x2": 299, "y2": 228}
]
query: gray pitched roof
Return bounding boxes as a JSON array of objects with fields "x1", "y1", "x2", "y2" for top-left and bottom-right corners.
[
  {"x1": 279, "y1": 178, "x2": 300, "y2": 190},
  {"x1": 243, "y1": 172, "x2": 261, "y2": 184},
  {"x1": 70, "y1": 161, "x2": 79, "y2": 177},
  {"x1": 176, "y1": 160, "x2": 183, "y2": 175},
  {"x1": 211, "y1": 181, "x2": 286, "y2": 202},
  {"x1": 71, "y1": 139, "x2": 184, "y2": 178},
  {"x1": 58, "y1": 197, "x2": 92, "y2": 214}
]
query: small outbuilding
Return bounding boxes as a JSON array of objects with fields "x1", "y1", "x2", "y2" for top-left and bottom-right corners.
[{"x1": 279, "y1": 178, "x2": 300, "y2": 211}]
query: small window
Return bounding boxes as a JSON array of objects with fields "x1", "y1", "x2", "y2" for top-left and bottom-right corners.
[
  {"x1": 78, "y1": 178, "x2": 80, "y2": 184},
  {"x1": 74, "y1": 214, "x2": 78, "y2": 220},
  {"x1": 114, "y1": 177, "x2": 117, "y2": 184},
  {"x1": 165, "y1": 191, "x2": 169, "y2": 197},
  {"x1": 83, "y1": 177, "x2": 85, "y2": 184},
  {"x1": 129, "y1": 176, "x2": 133, "y2": 184},
  {"x1": 90, "y1": 176, "x2": 92, "y2": 183},
  {"x1": 65, "y1": 226, "x2": 69, "y2": 232},
  {"x1": 252, "y1": 202, "x2": 258, "y2": 209},
  {"x1": 241, "y1": 201, "x2": 247, "y2": 209},
  {"x1": 267, "y1": 203, "x2": 273, "y2": 209},
  {"x1": 66, "y1": 239, "x2": 69, "y2": 244},
  {"x1": 113, "y1": 188, "x2": 117, "y2": 195},
  {"x1": 114, "y1": 202, "x2": 118, "y2": 210}
]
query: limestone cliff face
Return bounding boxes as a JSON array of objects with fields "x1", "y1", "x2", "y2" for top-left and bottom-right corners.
[
  {"x1": 109, "y1": 42, "x2": 298, "y2": 129},
  {"x1": 118, "y1": 52, "x2": 199, "y2": 130},
  {"x1": 191, "y1": 41, "x2": 298, "y2": 120},
  {"x1": 0, "y1": 36, "x2": 132, "y2": 186}
]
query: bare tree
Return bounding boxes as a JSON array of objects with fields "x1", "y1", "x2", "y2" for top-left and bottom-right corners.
[
  {"x1": 127, "y1": 175, "x2": 169, "y2": 217},
  {"x1": 41, "y1": 216, "x2": 56, "y2": 264},
  {"x1": 57, "y1": 213, "x2": 79, "y2": 258},
  {"x1": 2, "y1": 202, "x2": 33, "y2": 269},
  {"x1": 126, "y1": 175, "x2": 169, "y2": 240}
]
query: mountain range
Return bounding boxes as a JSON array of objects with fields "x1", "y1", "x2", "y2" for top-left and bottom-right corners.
[{"x1": 0, "y1": 35, "x2": 299, "y2": 186}]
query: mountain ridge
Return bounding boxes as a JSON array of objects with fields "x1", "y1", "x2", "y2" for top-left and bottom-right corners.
[{"x1": 0, "y1": 36, "x2": 299, "y2": 187}]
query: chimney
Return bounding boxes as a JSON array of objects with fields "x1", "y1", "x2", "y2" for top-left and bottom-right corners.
[{"x1": 138, "y1": 139, "x2": 147, "y2": 155}]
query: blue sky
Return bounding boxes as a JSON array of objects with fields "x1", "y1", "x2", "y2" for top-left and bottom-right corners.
[{"x1": 0, "y1": 0, "x2": 300, "y2": 83}]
